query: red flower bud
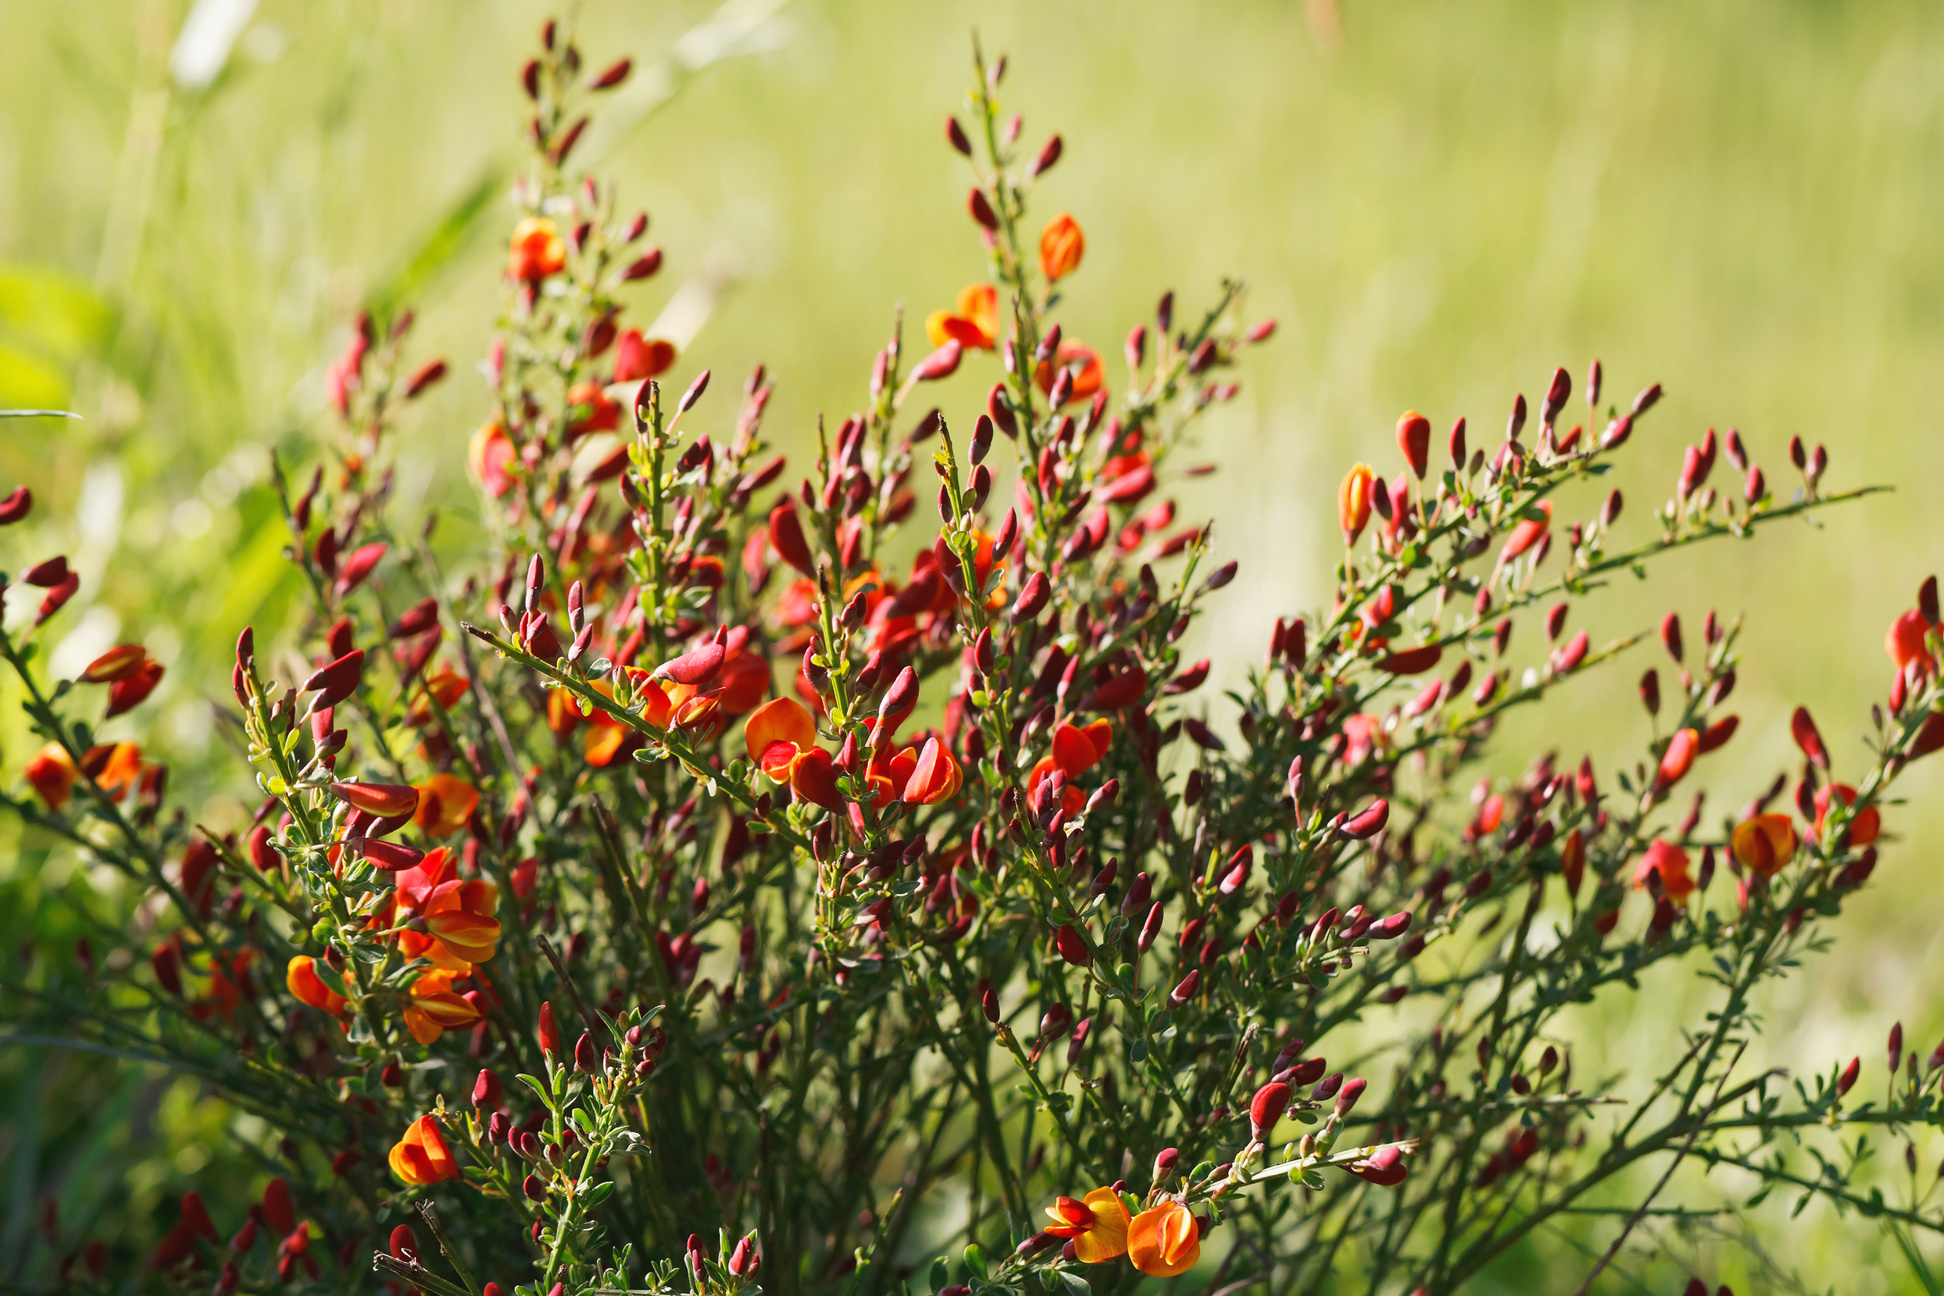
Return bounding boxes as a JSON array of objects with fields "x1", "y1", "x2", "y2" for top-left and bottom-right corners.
[
  {"x1": 1249, "y1": 1081, "x2": 1291, "y2": 1140},
  {"x1": 473, "y1": 1069, "x2": 501, "y2": 1110},
  {"x1": 1053, "y1": 924, "x2": 1091, "y2": 967},
  {"x1": 1340, "y1": 799, "x2": 1389, "y2": 839},
  {"x1": 538, "y1": 1002, "x2": 560, "y2": 1058}
]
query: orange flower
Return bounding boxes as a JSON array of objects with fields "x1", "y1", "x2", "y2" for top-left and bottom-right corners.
[
  {"x1": 24, "y1": 742, "x2": 77, "y2": 809},
  {"x1": 1338, "y1": 464, "x2": 1375, "y2": 544},
  {"x1": 508, "y1": 216, "x2": 566, "y2": 282},
  {"x1": 286, "y1": 955, "x2": 347, "y2": 1017},
  {"x1": 83, "y1": 742, "x2": 146, "y2": 801},
  {"x1": 1886, "y1": 609, "x2": 1935, "y2": 676},
  {"x1": 614, "y1": 329, "x2": 678, "y2": 382},
  {"x1": 1039, "y1": 213, "x2": 1085, "y2": 281},
  {"x1": 1026, "y1": 719, "x2": 1113, "y2": 815},
  {"x1": 566, "y1": 382, "x2": 621, "y2": 441},
  {"x1": 1033, "y1": 341, "x2": 1103, "y2": 405},
  {"x1": 413, "y1": 773, "x2": 480, "y2": 838},
  {"x1": 402, "y1": 969, "x2": 482, "y2": 1045},
  {"x1": 425, "y1": 900, "x2": 501, "y2": 966},
  {"x1": 900, "y1": 737, "x2": 962, "y2": 805},
  {"x1": 926, "y1": 284, "x2": 1001, "y2": 351},
  {"x1": 407, "y1": 664, "x2": 470, "y2": 726},
  {"x1": 1128, "y1": 1200, "x2": 1200, "y2": 1277},
  {"x1": 1632, "y1": 839, "x2": 1694, "y2": 904},
  {"x1": 1043, "y1": 1187, "x2": 1130, "y2": 1263},
  {"x1": 746, "y1": 696, "x2": 818, "y2": 778},
  {"x1": 469, "y1": 423, "x2": 517, "y2": 499},
  {"x1": 388, "y1": 1114, "x2": 459, "y2": 1185},
  {"x1": 1730, "y1": 813, "x2": 1799, "y2": 879},
  {"x1": 743, "y1": 696, "x2": 843, "y2": 809},
  {"x1": 1814, "y1": 783, "x2": 1880, "y2": 847}
]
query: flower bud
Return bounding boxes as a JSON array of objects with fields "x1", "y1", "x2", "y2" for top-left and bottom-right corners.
[
  {"x1": 472, "y1": 1068, "x2": 501, "y2": 1110},
  {"x1": 1169, "y1": 969, "x2": 1199, "y2": 1006},
  {"x1": 1837, "y1": 1056, "x2": 1860, "y2": 1096},
  {"x1": 1249, "y1": 1081, "x2": 1291, "y2": 1140},
  {"x1": 1053, "y1": 924, "x2": 1091, "y2": 967},
  {"x1": 538, "y1": 1002, "x2": 560, "y2": 1058},
  {"x1": 1335, "y1": 1076, "x2": 1368, "y2": 1116},
  {"x1": 1396, "y1": 411, "x2": 1431, "y2": 479},
  {"x1": 574, "y1": 1032, "x2": 597, "y2": 1073}
]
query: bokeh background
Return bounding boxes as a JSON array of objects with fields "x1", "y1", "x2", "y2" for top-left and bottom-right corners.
[{"x1": 3, "y1": 0, "x2": 1944, "y2": 1289}]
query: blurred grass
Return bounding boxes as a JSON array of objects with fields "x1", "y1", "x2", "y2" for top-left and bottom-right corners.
[{"x1": 3, "y1": 0, "x2": 1944, "y2": 1288}]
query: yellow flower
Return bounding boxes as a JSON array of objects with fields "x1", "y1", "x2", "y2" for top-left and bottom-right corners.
[{"x1": 1042, "y1": 1186, "x2": 1130, "y2": 1263}]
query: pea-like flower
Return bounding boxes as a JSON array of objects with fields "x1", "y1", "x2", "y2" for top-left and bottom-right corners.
[
  {"x1": 1042, "y1": 1187, "x2": 1128, "y2": 1263},
  {"x1": 388, "y1": 1114, "x2": 458, "y2": 1185},
  {"x1": 1127, "y1": 1199, "x2": 1200, "y2": 1276}
]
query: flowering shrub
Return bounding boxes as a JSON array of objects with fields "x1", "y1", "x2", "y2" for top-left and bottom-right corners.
[{"x1": 7, "y1": 17, "x2": 1944, "y2": 1296}]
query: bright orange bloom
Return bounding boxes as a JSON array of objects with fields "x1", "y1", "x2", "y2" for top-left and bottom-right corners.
[
  {"x1": 926, "y1": 284, "x2": 1001, "y2": 351},
  {"x1": 614, "y1": 329, "x2": 678, "y2": 382},
  {"x1": 1034, "y1": 341, "x2": 1103, "y2": 405},
  {"x1": 1043, "y1": 1187, "x2": 1130, "y2": 1263},
  {"x1": 566, "y1": 382, "x2": 622, "y2": 442},
  {"x1": 82, "y1": 742, "x2": 146, "y2": 801},
  {"x1": 1339, "y1": 464, "x2": 1376, "y2": 544},
  {"x1": 407, "y1": 664, "x2": 470, "y2": 726},
  {"x1": 469, "y1": 423, "x2": 517, "y2": 499},
  {"x1": 388, "y1": 1114, "x2": 459, "y2": 1185},
  {"x1": 413, "y1": 773, "x2": 480, "y2": 838},
  {"x1": 1731, "y1": 813, "x2": 1799, "y2": 879},
  {"x1": 746, "y1": 696, "x2": 818, "y2": 778},
  {"x1": 1632, "y1": 839, "x2": 1694, "y2": 904},
  {"x1": 1655, "y1": 728, "x2": 1699, "y2": 789},
  {"x1": 1039, "y1": 213, "x2": 1085, "y2": 281},
  {"x1": 24, "y1": 742, "x2": 77, "y2": 809},
  {"x1": 508, "y1": 216, "x2": 566, "y2": 282},
  {"x1": 901, "y1": 737, "x2": 962, "y2": 805},
  {"x1": 286, "y1": 955, "x2": 347, "y2": 1016},
  {"x1": 1027, "y1": 719, "x2": 1113, "y2": 815},
  {"x1": 1814, "y1": 783, "x2": 1880, "y2": 847},
  {"x1": 402, "y1": 968, "x2": 482, "y2": 1045},
  {"x1": 1886, "y1": 609, "x2": 1935, "y2": 676},
  {"x1": 743, "y1": 696, "x2": 842, "y2": 809},
  {"x1": 1128, "y1": 1200, "x2": 1200, "y2": 1277}
]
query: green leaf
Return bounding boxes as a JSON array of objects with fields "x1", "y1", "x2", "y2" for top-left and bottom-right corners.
[
  {"x1": 1058, "y1": 1272, "x2": 1091, "y2": 1296},
  {"x1": 962, "y1": 1242, "x2": 988, "y2": 1279},
  {"x1": 930, "y1": 1257, "x2": 950, "y2": 1293}
]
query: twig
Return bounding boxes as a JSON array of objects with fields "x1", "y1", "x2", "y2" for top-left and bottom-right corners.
[{"x1": 1570, "y1": 1041, "x2": 1748, "y2": 1296}]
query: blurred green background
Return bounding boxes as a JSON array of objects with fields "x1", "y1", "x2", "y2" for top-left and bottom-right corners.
[{"x1": 4, "y1": 0, "x2": 1944, "y2": 1289}]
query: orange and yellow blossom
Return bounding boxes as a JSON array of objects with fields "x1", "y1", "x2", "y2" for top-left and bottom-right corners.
[
  {"x1": 1731, "y1": 813, "x2": 1799, "y2": 879},
  {"x1": 1338, "y1": 464, "x2": 1376, "y2": 545},
  {"x1": 388, "y1": 1114, "x2": 459, "y2": 1185},
  {"x1": 1042, "y1": 1187, "x2": 1129, "y2": 1263},
  {"x1": 1039, "y1": 213, "x2": 1085, "y2": 281},
  {"x1": 413, "y1": 773, "x2": 481, "y2": 838},
  {"x1": 402, "y1": 969, "x2": 483, "y2": 1045},
  {"x1": 507, "y1": 217, "x2": 566, "y2": 282},
  {"x1": 745, "y1": 696, "x2": 842, "y2": 812},
  {"x1": 285, "y1": 955, "x2": 347, "y2": 1017},
  {"x1": 1128, "y1": 1199, "x2": 1200, "y2": 1276},
  {"x1": 926, "y1": 283, "x2": 1000, "y2": 351}
]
